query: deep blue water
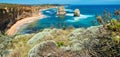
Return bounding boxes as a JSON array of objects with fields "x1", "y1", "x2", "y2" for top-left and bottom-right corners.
[{"x1": 20, "y1": 5, "x2": 120, "y2": 34}]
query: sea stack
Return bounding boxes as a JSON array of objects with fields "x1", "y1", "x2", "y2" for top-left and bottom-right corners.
[
  {"x1": 74, "y1": 9, "x2": 80, "y2": 17},
  {"x1": 57, "y1": 6, "x2": 66, "y2": 16}
]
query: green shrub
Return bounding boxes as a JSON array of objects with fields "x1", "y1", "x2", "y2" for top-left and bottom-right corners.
[
  {"x1": 107, "y1": 19, "x2": 120, "y2": 31},
  {"x1": 112, "y1": 36, "x2": 120, "y2": 44},
  {"x1": 57, "y1": 42, "x2": 64, "y2": 47}
]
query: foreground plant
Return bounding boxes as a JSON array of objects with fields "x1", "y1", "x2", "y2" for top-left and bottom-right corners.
[{"x1": 0, "y1": 33, "x2": 13, "y2": 57}]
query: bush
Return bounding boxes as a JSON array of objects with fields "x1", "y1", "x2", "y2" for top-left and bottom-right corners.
[
  {"x1": 0, "y1": 34, "x2": 13, "y2": 57},
  {"x1": 91, "y1": 35, "x2": 120, "y2": 57},
  {"x1": 88, "y1": 19, "x2": 120, "y2": 57},
  {"x1": 57, "y1": 42, "x2": 64, "y2": 47},
  {"x1": 107, "y1": 19, "x2": 120, "y2": 32}
]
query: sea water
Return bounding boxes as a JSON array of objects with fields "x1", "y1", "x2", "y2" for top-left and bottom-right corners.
[{"x1": 20, "y1": 5, "x2": 120, "y2": 34}]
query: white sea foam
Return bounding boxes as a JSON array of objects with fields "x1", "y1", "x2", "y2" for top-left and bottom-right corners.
[
  {"x1": 46, "y1": 11, "x2": 51, "y2": 13},
  {"x1": 66, "y1": 13, "x2": 74, "y2": 16},
  {"x1": 46, "y1": 11, "x2": 54, "y2": 14},
  {"x1": 66, "y1": 13, "x2": 94, "y2": 22},
  {"x1": 74, "y1": 14, "x2": 94, "y2": 20},
  {"x1": 65, "y1": 9, "x2": 74, "y2": 12},
  {"x1": 66, "y1": 20, "x2": 79, "y2": 22},
  {"x1": 67, "y1": 13, "x2": 94, "y2": 19}
]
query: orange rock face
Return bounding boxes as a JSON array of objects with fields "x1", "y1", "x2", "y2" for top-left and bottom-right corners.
[{"x1": 0, "y1": 6, "x2": 40, "y2": 32}]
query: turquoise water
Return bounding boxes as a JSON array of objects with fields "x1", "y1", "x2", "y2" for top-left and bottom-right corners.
[{"x1": 20, "y1": 5, "x2": 120, "y2": 34}]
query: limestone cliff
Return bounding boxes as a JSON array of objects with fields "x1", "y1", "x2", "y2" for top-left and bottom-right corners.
[
  {"x1": 0, "y1": 4, "x2": 56, "y2": 33},
  {"x1": 0, "y1": 6, "x2": 40, "y2": 32}
]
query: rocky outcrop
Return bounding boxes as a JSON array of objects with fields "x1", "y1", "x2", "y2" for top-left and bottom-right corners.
[
  {"x1": 66, "y1": 25, "x2": 116, "y2": 56},
  {"x1": 27, "y1": 25, "x2": 108, "y2": 57},
  {"x1": 68, "y1": 25, "x2": 105, "y2": 51},
  {"x1": 74, "y1": 9, "x2": 80, "y2": 17},
  {"x1": 28, "y1": 40, "x2": 57, "y2": 57},
  {"x1": 28, "y1": 40, "x2": 75, "y2": 57},
  {"x1": 27, "y1": 29, "x2": 57, "y2": 44},
  {"x1": 57, "y1": 6, "x2": 66, "y2": 16}
]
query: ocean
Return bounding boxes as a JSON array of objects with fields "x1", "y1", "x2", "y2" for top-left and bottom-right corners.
[{"x1": 20, "y1": 5, "x2": 120, "y2": 34}]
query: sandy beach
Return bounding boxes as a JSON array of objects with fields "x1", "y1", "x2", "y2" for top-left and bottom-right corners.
[{"x1": 7, "y1": 11, "x2": 46, "y2": 36}]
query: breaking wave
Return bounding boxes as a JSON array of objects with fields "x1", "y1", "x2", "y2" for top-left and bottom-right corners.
[{"x1": 66, "y1": 13, "x2": 94, "y2": 22}]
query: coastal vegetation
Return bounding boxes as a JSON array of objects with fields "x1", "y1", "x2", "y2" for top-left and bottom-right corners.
[{"x1": 0, "y1": 3, "x2": 120, "y2": 57}]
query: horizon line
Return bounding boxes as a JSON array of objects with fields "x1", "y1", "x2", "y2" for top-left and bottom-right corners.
[{"x1": 0, "y1": 2, "x2": 120, "y2": 5}]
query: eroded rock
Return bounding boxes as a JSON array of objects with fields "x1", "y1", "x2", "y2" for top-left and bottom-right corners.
[
  {"x1": 27, "y1": 29, "x2": 57, "y2": 44},
  {"x1": 57, "y1": 6, "x2": 66, "y2": 16},
  {"x1": 68, "y1": 26, "x2": 104, "y2": 51},
  {"x1": 28, "y1": 40, "x2": 76, "y2": 57},
  {"x1": 74, "y1": 9, "x2": 80, "y2": 17}
]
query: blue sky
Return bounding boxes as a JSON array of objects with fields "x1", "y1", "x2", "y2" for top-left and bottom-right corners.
[{"x1": 0, "y1": 0, "x2": 120, "y2": 4}]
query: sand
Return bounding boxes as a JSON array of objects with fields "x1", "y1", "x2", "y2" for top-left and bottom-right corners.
[{"x1": 7, "y1": 12, "x2": 46, "y2": 36}]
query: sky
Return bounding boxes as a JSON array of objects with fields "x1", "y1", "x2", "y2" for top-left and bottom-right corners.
[{"x1": 0, "y1": 0, "x2": 120, "y2": 5}]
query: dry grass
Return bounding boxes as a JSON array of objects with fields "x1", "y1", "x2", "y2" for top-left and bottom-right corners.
[
  {"x1": 6, "y1": 49, "x2": 21, "y2": 57},
  {"x1": 6, "y1": 34, "x2": 34, "y2": 57}
]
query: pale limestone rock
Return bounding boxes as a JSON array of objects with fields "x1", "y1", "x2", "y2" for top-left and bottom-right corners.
[
  {"x1": 28, "y1": 40, "x2": 57, "y2": 57},
  {"x1": 74, "y1": 9, "x2": 80, "y2": 17},
  {"x1": 57, "y1": 6, "x2": 66, "y2": 16},
  {"x1": 27, "y1": 29, "x2": 57, "y2": 44}
]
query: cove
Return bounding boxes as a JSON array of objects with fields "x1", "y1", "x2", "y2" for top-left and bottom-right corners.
[{"x1": 19, "y1": 5, "x2": 120, "y2": 34}]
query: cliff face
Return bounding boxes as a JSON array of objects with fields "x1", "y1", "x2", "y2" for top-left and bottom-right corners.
[{"x1": 0, "y1": 5, "x2": 40, "y2": 32}]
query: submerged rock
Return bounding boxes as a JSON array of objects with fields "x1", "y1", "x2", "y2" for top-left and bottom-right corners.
[
  {"x1": 74, "y1": 9, "x2": 80, "y2": 17},
  {"x1": 57, "y1": 6, "x2": 66, "y2": 16}
]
